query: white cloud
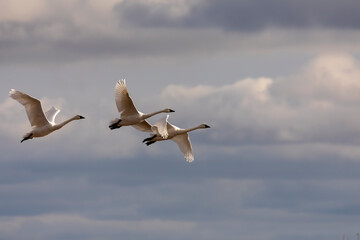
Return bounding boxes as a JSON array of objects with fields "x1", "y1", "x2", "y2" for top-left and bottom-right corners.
[
  {"x1": 160, "y1": 54, "x2": 360, "y2": 150},
  {"x1": 163, "y1": 77, "x2": 272, "y2": 103},
  {"x1": 274, "y1": 54, "x2": 360, "y2": 103}
]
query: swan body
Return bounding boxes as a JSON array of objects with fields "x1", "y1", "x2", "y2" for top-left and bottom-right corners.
[
  {"x1": 109, "y1": 79, "x2": 174, "y2": 132},
  {"x1": 9, "y1": 89, "x2": 85, "y2": 142},
  {"x1": 143, "y1": 115, "x2": 210, "y2": 162}
]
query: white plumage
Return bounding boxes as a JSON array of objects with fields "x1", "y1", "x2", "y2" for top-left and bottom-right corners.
[
  {"x1": 143, "y1": 115, "x2": 210, "y2": 162},
  {"x1": 9, "y1": 89, "x2": 85, "y2": 142},
  {"x1": 109, "y1": 79, "x2": 174, "y2": 137}
]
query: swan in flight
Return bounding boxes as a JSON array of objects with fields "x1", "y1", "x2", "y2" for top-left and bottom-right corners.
[
  {"x1": 109, "y1": 79, "x2": 174, "y2": 133},
  {"x1": 9, "y1": 89, "x2": 85, "y2": 143},
  {"x1": 143, "y1": 115, "x2": 210, "y2": 162}
]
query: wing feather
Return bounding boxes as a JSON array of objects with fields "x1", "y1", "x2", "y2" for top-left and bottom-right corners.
[
  {"x1": 9, "y1": 89, "x2": 49, "y2": 127},
  {"x1": 171, "y1": 133, "x2": 194, "y2": 162},
  {"x1": 132, "y1": 120, "x2": 152, "y2": 132},
  {"x1": 151, "y1": 115, "x2": 169, "y2": 138},
  {"x1": 45, "y1": 106, "x2": 60, "y2": 125},
  {"x1": 114, "y1": 79, "x2": 139, "y2": 117}
]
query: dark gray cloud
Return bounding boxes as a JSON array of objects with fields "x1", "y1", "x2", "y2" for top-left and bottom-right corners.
[
  {"x1": 1, "y1": 152, "x2": 360, "y2": 240},
  {"x1": 1, "y1": 0, "x2": 360, "y2": 66},
  {"x1": 1, "y1": 153, "x2": 360, "y2": 215},
  {"x1": 0, "y1": 20, "x2": 231, "y2": 64},
  {"x1": 115, "y1": 0, "x2": 360, "y2": 31}
]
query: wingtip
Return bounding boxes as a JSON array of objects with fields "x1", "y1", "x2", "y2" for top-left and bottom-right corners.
[
  {"x1": 184, "y1": 152, "x2": 194, "y2": 162},
  {"x1": 117, "y1": 79, "x2": 126, "y2": 86},
  {"x1": 9, "y1": 89, "x2": 16, "y2": 97}
]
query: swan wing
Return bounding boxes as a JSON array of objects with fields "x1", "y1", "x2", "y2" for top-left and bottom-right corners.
[
  {"x1": 151, "y1": 115, "x2": 169, "y2": 138},
  {"x1": 9, "y1": 89, "x2": 49, "y2": 127},
  {"x1": 45, "y1": 106, "x2": 60, "y2": 125},
  {"x1": 132, "y1": 120, "x2": 152, "y2": 132},
  {"x1": 171, "y1": 133, "x2": 194, "y2": 162},
  {"x1": 166, "y1": 121, "x2": 182, "y2": 136},
  {"x1": 114, "y1": 79, "x2": 139, "y2": 117}
]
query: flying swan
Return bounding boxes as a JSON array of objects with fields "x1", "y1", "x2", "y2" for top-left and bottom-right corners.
[
  {"x1": 143, "y1": 115, "x2": 210, "y2": 162},
  {"x1": 109, "y1": 79, "x2": 174, "y2": 136},
  {"x1": 9, "y1": 89, "x2": 85, "y2": 142}
]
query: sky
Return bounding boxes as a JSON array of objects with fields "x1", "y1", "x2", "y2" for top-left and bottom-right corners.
[{"x1": 1, "y1": 0, "x2": 360, "y2": 239}]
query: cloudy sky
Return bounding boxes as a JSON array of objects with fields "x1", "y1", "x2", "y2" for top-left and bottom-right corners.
[{"x1": 1, "y1": 0, "x2": 360, "y2": 239}]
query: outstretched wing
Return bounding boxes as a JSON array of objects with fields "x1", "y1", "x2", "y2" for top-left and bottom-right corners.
[
  {"x1": 45, "y1": 106, "x2": 60, "y2": 125},
  {"x1": 9, "y1": 89, "x2": 49, "y2": 128},
  {"x1": 171, "y1": 133, "x2": 194, "y2": 162},
  {"x1": 132, "y1": 120, "x2": 152, "y2": 132},
  {"x1": 114, "y1": 79, "x2": 139, "y2": 117},
  {"x1": 151, "y1": 115, "x2": 169, "y2": 138}
]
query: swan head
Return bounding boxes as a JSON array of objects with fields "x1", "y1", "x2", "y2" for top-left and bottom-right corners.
[
  {"x1": 165, "y1": 108, "x2": 175, "y2": 113},
  {"x1": 201, "y1": 124, "x2": 210, "y2": 128},
  {"x1": 75, "y1": 115, "x2": 85, "y2": 120}
]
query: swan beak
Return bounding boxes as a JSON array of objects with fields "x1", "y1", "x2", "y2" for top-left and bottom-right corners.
[
  {"x1": 169, "y1": 109, "x2": 175, "y2": 112},
  {"x1": 204, "y1": 124, "x2": 210, "y2": 128},
  {"x1": 79, "y1": 116, "x2": 85, "y2": 119}
]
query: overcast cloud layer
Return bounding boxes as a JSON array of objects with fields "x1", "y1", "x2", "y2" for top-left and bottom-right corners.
[
  {"x1": 1, "y1": 0, "x2": 360, "y2": 64},
  {"x1": 1, "y1": 1, "x2": 360, "y2": 240},
  {"x1": 115, "y1": 0, "x2": 360, "y2": 30}
]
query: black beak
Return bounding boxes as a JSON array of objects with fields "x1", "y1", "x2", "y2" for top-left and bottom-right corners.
[
  {"x1": 79, "y1": 116, "x2": 85, "y2": 119},
  {"x1": 204, "y1": 124, "x2": 210, "y2": 128},
  {"x1": 169, "y1": 109, "x2": 175, "y2": 112}
]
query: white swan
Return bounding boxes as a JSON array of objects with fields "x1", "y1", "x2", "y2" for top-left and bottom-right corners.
[
  {"x1": 143, "y1": 115, "x2": 210, "y2": 162},
  {"x1": 9, "y1": 89, "x2": 85, "y2": 142},
  {"x1": 109, "y1": 79, "x2": 174, "y2": 133}
]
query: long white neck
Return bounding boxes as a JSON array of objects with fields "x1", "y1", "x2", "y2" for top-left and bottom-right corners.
[
  {"x1": 180, "y1": 125, "x2": 205, "y2": 134},
  {"x1": 53, "y1": 116, "x2": 79, "y2": 130},
  {"x1": 142, "y1": 109, "x2": 167, "y2": 119}
]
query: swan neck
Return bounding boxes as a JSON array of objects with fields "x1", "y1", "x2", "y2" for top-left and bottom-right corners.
[
  {"x1": 55, "y1": 116, "x2": 78, "y2": 129},
  {"x1": 143, "y1": 109, "x2": 165, "y2": 118},
  {"x1": 183, "y1": 125, "x2": 203, "y2": 133}
]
